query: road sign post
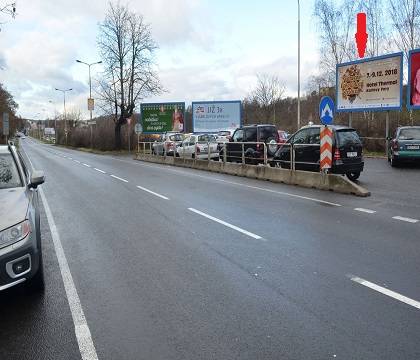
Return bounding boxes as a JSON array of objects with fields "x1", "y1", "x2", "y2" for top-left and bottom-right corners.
[{"x1": 3, "y1": 112, "x2": 9, "y2": 143}]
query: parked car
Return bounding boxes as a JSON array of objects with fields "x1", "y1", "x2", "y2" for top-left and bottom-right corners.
[
  {"x1": 220, "y1": 124, "x2": 280, "y2": 164},
  {"x1": 277, "y1": 130, "x2": 289, "y2": 144},
  {"x1": 388, "y1": 126, "x2": 420, "y2": 167},
  {"x1": 216, "y1": 129, "x2": 236, "y2": 144},
  {"x1": 0, "y1": 142, "x2": 45, "y2": 292},
  {"x1": 272, "y1": 125, "x2": 364, "y2": 181},
  {"x1": 152, "y1": 132, "x2": 184, "y2": 156},
  {"x1": 177, "y1": 134, "x2": 219, "y2": 159}
]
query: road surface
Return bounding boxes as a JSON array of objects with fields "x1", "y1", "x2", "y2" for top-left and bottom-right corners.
[{"x1": 1, "y1": 138, "x2": 420, "y2": 360}]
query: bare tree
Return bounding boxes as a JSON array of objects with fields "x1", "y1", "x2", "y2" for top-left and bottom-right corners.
[
  {"x1": 389, "y1": 0, "x2": 420, "y2": 60},
  {"x1": 97, "y1": 2, "x2": 162, "y2": 149},
  {"x1": 0, "y1": 1, "x2": 16, "y2": 31},
  {"x1": 250, "y1": 73, "x2": 284, "y2": 123},
  {"x1": 314, "y1": 0, "x2": 360, "y2": 85}
]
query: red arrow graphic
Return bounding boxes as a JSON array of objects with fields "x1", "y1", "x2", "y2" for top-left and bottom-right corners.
[{"x1": 355, "y1": 12, "x2": 368, "y2": 58}]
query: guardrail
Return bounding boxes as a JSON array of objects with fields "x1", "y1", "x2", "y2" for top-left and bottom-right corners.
[{"x1": 137, "y1": 140, "x2": 326, "y2": 171}]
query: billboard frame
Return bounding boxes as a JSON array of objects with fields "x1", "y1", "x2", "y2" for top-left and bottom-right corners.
[
  {"x1": 335, "y1": 52, "x2": 403, "y2": 113},
  {"x1": 191, "y1": 100, "x2": 242, "y2": 133},
  {"x1": 140, "y1": 101, "x2": 185, "y2": 134},
  {"x1": 407, "y1": 48, "x2": 420, "y2": 110}
]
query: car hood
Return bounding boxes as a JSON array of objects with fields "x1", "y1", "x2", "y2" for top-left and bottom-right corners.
[{"x1": 0, "y1": 188, "x2": 29, "y2": 231}]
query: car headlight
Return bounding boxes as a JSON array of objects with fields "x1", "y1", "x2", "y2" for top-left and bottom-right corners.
[{"x1": 0, "y1": 220, "x2": 31, "y2": 248}]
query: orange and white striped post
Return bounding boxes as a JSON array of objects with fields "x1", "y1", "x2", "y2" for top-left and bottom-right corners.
[{"x1": 320, "y1": 125, "x2": 333, "y2": 171}]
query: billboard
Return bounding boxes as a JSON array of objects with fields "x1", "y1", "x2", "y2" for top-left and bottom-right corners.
[
  {"x1": 336, "y1": 52, "x2": 403, "y2": 112},
  {"x1": 141, "y1": 102, "x2": 185, "y2": 133},
  {"x1": 192, "y1": 100, "x2": 241, "y2": 133},
  {"x1": 44, "y1": 128, "x2": 55, "y2": 135},
  {"x1": 407, "y1": 49, "x2": 420, "y2": 109}
]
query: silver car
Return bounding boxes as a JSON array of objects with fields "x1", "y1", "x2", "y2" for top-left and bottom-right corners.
[{"x1": 0, "y1": 143, "x2": 45, "y2": 292}]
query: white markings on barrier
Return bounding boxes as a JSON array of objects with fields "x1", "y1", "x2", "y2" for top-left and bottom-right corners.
[
  {"x1": 94, "y1": 168, "x2": 106, "y2": 174},
  {"x1": 392, "y1": 216, "x2": 419, "y2": 224},
  {"x1": 188, "y1": 208, "x2": 263, "y2": 240},
  {"x1": 354, "y1": 208, "x2": 376, "y2": 214},
  {"x1": 110, "y1": 174, "x2": 128, "y2": 183},
  {"x1": 350, "y1": 276, "x2": 420, "y2": 310},
  {"x1": 136, "y1": 185, "x2": 169, "y2": 200}
]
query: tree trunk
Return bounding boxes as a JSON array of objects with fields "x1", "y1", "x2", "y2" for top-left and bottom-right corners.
[{"x1": 115, "y1": 121, "x2": 122, "y2": 150}]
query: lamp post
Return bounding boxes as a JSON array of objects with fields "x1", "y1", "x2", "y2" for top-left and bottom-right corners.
[
  {"x1": 76, "y1": 59, "x2": 102, "y2": 148},
  {"x1": 55, "y1": 88, "x2": 73, "y2": 145},
  {"x1": 297, "y1": 0, "x2": 301, "y2": 131}
]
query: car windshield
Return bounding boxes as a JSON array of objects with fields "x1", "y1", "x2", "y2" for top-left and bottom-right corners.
[
  {"x1": 337, "y1": 130, "x2": 362, "y2": 146},
  {"x1": 0, "y1": 153, "x2": 22, "y2": 189},
  {"x1": 259, "y1": 126, "x2": 277, "y2": 141},
  {"x1": 198, "y1": 135, "x2": 216, "y2": 142},
  {"x1": 169, "y1": 134, "x2": 183, "y2": 141},
  {"x1": 399, "y1": 128, "x2": 420, "y2": 140},
  {"x1": 218, "y1": 131, "x2": 230, "y2": 136}
]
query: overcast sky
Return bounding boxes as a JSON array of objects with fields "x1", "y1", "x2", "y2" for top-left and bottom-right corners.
[{"x1": 0, "y1": 0, "x2": 319, "y2": 119}]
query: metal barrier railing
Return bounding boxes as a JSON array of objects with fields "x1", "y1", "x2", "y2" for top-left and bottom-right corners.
[{"x1": 136, "y1": 140, "x2": 323, "y2": 170}]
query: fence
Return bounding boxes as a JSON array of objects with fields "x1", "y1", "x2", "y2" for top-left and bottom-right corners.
[{"x1": 137, "y1": 140, "x2": 327, "y2": 171}]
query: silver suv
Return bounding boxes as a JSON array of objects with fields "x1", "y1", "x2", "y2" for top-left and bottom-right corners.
[{"x1": 0, "y1": 142, "x2": 45, "y2": 292}]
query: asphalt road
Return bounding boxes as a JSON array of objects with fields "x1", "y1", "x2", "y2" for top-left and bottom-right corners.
[{"x1": 1, "y1": 138, "x2": 420, "y2": 360}]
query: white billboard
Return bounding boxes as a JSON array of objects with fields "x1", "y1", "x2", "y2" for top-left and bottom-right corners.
[
  {"x1": 44, "y1": 127, "x2": 55, "y2": 135},
  {"x1": 336, "y1": 52, "x2": 403, "y2": 112},
  {"x1": 192, "y1": 101, "x2": 241, "y2": 133}
]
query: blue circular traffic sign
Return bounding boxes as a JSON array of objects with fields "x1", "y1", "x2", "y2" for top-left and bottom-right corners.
[{"x1": 319, "y1": 96, "x2": 334, "y2": 125}]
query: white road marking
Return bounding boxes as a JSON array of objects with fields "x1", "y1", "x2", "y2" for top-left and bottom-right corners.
[
  {"x1": 116, "y1": 158, "x2": 342, "y2": 207},
  {"x1": 110, "y1": 174, "x2": 128, "y2": 183},
  {"x1": 188, "y1": 208, "x2": 263, "y2": 240},
  {"x1": 350, "y1": 276, "x2": 420, "y2": 310},
  {"x1": 21, "y1": 144, "x2": 99, "y2": 360},
  {"x1": 83, "y1": 163, "x2": 91, "y2": 168},
  {"x1": 94, "y1": 168, "x2": 106, "y2": 174},
  {"x1": 69, "y1": 157, "x2": 73, "y2": 160},
  {"x1": 39, "y1": 188, "x2": 99, "y2": 360},
  {"x1": 136, "y1": 185, "x2": 169, "y2": 200},
  {"x1": 74, "y1": 160, "x2": 81, "y2": 164},
  {"x1": 392, "y1": 216, "x2": 419, "y2": 224},
  {"x1": 354, "y1": 208, "x2": 376, "y2": 214}
]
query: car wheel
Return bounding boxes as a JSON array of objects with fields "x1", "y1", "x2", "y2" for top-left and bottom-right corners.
[
  {"x1": 346, "y1": 172, "x2": 360, "y2": 181},
  {"x1": 25, "y1": 254, "x2": 45, "y2": 293},
  {"x1": 266, "y1": 137, "x2": 278, "y2": 156},
  {"x1": 390, "y1": 156, "x2": 399, "y2": 167}
]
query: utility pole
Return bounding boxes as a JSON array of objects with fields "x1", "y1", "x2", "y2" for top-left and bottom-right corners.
[
  {"x1": 55, "y1": 88, "x2": 73, "y2": 145},
  {"x1": 297, "y1": 0, "x2": 301, "y2": 131}
]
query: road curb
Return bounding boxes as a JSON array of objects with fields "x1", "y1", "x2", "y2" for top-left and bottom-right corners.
[{"x1": 134, "y1": 154, "x2": 370, "y2": 197}]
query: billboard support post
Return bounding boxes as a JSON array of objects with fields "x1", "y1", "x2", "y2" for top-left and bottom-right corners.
[
  {"x1": 349, "y1": 112, "x2": 352, "y2": 127},
  {"x1": 386, "y1": 111, "x2": 390, "y2": 158}
]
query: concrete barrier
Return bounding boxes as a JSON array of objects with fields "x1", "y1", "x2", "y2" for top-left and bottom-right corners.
[{"x1": 134, "y1": 154, "x2": 370, "y2": 197}]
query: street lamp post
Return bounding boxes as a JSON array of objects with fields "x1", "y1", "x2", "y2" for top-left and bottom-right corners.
[
  {"x1": 55, "y1": 88, "x2": 73, "y2": 145},
  {"x1": 76, "y1": 59, "x2": 102, "y2": 148},
  {"x1": 297, "y1": 0, "x2": 301, "y2": 131}
]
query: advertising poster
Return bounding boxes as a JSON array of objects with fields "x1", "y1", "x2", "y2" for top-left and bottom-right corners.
[
  {"x1": 192, "y1": 100, "x2": 241, "y2": 133},
  {"x1": 141, "y1": 102, "x2": 185, "y2": 133},
  {"x1": 407, "y1": 49, "x2": 420, "y2": 109},
  {"x1": 336, "y1": 53, "x2": 403, "y2": 112}
]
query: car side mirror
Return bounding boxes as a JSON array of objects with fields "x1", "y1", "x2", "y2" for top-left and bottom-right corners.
[{"x1": 29, "y1": 170, "x2": 45, "y2": 189}]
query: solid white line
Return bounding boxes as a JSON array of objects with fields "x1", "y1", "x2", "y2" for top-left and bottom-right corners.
[
  {"x1": 354, "y1": 208, "x2": 376, "y2": 214},
  {"x1": 74, "y1": 160, "x2": 81, "y2": 163},
  {"x1": 94, "y1": 168, "x2": 106, "y2": 174},
  {"x1": 392, "y1": 216, "x2": 419, "y2": 224},
  {"x1": 110, "y1": 174, "x2": 128, "y2": 183},
  {"x1": 350, "y1": 276, "x2": 420, "y2": 310},
  {"x1": 83, "y1": 163, "x2": 91, "y2": 168},
  {"x1": 117, "y1": 158, "x2": 342, "y2": 207},
  {"x1": 188, "y1": 208, "x2": 263, "y2": 240},
  {"x1": 136, "y1": 185, "x2": 169, "y2": 200},
  {"x1": 39, "y1": 188, "x2": 99, "y2": 360},
  {"x1": 21, "y1": 143, "x2": 98, "y2": 360}
]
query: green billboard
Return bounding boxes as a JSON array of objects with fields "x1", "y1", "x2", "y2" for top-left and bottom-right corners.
[{"x1": 141, "y1": 102, "x2": 185, "y2": 133}]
